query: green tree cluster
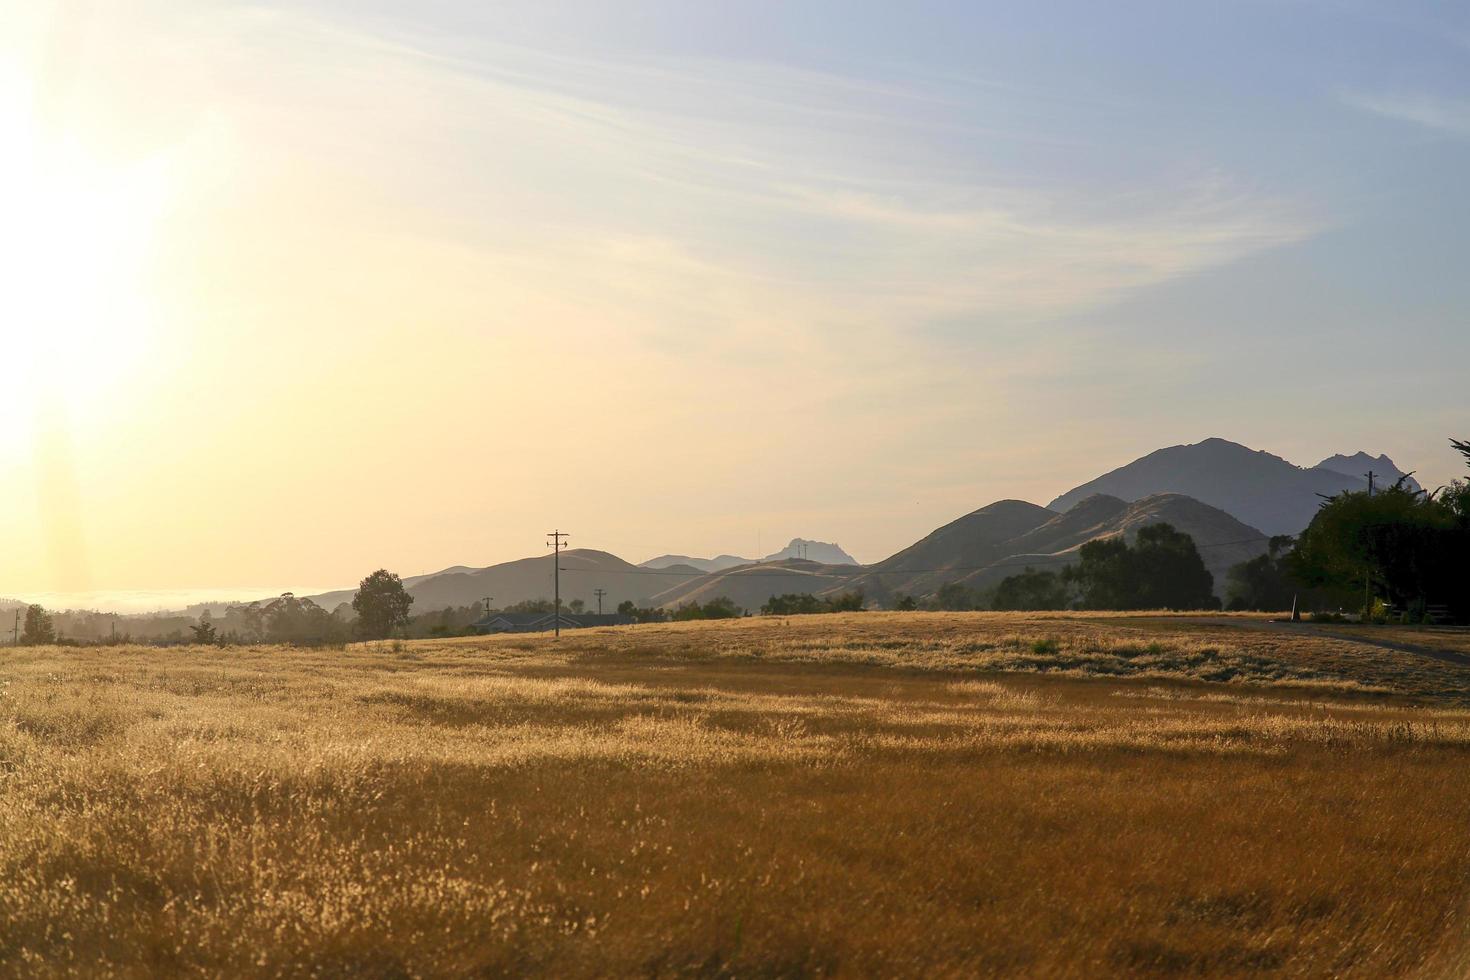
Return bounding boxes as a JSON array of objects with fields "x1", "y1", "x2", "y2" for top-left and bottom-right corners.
[
  {"x1": 1291, "y1": 447, "x2": 1470, "y2": 619},
  {"x1": 991, "y1": 569, "x2": 1071, "y2": 611},
  {"x1": 20, "y1": 605, "x2": 55, "y2": 645},
  {"x1": 1065, "y1": 523, "x2": 1218, "y2": 611},
  {"x1": 671, "y1": 596, "x2": 743, "y2": 621},
  {"x1": 616, "y1": 600, "x2": 668, "y2": 623},
  {"x1": 352, "y1": 570, "x2": 414, "y2": 640},
  {"x1": 760, "y1": 591, "x2": 865, "y2": 615}
]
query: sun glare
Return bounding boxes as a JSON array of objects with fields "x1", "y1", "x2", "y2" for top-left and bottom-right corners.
[{"x1": 0, "y1": 62, "x2": 163, "y2": 420}]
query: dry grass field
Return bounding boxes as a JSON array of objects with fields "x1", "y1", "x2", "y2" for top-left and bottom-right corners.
[{"x1": 5, "y1": 612, "x2": 1470, "y2": 977}]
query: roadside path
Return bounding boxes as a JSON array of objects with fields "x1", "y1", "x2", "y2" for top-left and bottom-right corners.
[{"x1": 1169, "y1": 616, "x2": 1470, "y2": 668}]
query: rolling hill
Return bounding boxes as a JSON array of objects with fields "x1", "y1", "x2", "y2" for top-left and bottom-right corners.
[
  {"x1": 1314, "y1": 452, "x2": 1421, "y2": 492},
  {"x1": 641, "y1": 538, "x2": 857, "y2": 573},
  {"x1": 948, "y1": 494, "x2": 1270, "y2": 598},
  {"x1": 830, "y1": 493, "x2": 1267, "y2": 603},
  {"x1": 306, "y1": 550, "x2": 699, "y2": 612},
  {"x1": 648, "y1": 558, "x2": 859, "y2": 612},
  {"x1": 839, "y1": 500, "x2": 1058, "y2": 601},
  {"x1": 1048, "y1": 437, "x2": 1411, "y2": 535}
]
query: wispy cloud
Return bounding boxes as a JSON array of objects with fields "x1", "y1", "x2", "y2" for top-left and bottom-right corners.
[
  {"x1": 229, "y1": 12, "x2": 1317, "y2": 333},
  {"x1": 1343, "y1": 91, "x2": 1470, "y2": 136}
]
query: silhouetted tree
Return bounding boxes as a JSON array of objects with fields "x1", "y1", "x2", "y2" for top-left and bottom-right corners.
[
  {"x1": 894, "y1": 595, "x2": 918, "y2": 611},
  {"x1": 1224, "y1": 535, "x2": 1304, "y2": 611},
  {"x1": 1066, "y1": 523, "x2": 1217, "y2": 610},
  {"x1": 673, "y1": 596, "x2": 742, "y2": 620},
  {"x1": 760, "y1": 591, "x2": 864, "y2": 615},
  {"x1": 568, "y1": 598, "x2": 586, "y2": 614},
  {"x1": 261, "y1": 593, "x2": 342, "y2": 645},
  {"x1": 1292, "y1": 480, "x2": 1468, "y2": 618},
  {"x1": 352, "y1": 570, "x2": 414, "y2": 640},
  {"x1": 20, "y1": 605, "x2": 55, "y2": 645},
  {"x1": 190, "y1": 609, "x2": 219, "y2": 645},
  {"x1": 993, "y1": 569, "x2": 1072, "y2": 611},
  {"x1": 616, "y1": 599, "x2": 666, "y2": 623},
  {"x1": 505, "y1": 598, "x2": 556, "y2": 614},
  {"x1": 932, "y1": 582, "x2": 980, "y2": 611}
]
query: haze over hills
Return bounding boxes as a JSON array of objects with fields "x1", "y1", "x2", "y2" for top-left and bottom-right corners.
[
  {"x1": 949, "y1": 494, "x2": 1269, "y2": 599},
  {"x1": 839, "y1": 500, "x2": 1057, "y2": 600},
  {"x1": 306, "y1": 550, "x2": 699, "y2": 613},
  {"x1": 1048, "y1": 438, "x2": 1412, "y2": 536},
  {"x1": 8, "y1": 438, "x2": 1414, "y2": 616},
  {"x1": 641, "y1": 539, "x2": 857, "y2": 573},
  {"x1": 1314, "y1": 453, "x2": 1421, "y2": 491},
  {"x1": 841, "y1": 493, "x2": 1268, "y2": 603},
  {"x1": 648, "y1": 559, "x2": 859, "y2": 612}
]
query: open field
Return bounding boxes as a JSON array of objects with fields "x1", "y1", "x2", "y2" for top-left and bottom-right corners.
[{"x1": 5, "y1": 613, "x2": 1470, "y2": 977}]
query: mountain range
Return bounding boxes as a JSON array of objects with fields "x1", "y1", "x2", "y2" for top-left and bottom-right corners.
[
  {"x1": 278, "y1": 437, "x2": 1417, "y2": 612},
  {"x1": 641, "y1": 539, "x2": 857, "y2": 573},
  {"x1": 1048, "y1": 437, "x2": 1417, "y2": 536},
  {"x1": 17, "y1": 437, "x2": 1414, "y2": 616},
  {"x1": 841, "y1": 492, "x2": 1269, "y2": 603}
]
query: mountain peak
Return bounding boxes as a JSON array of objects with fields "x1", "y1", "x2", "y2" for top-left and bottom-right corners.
[
  {"x1": 1313, "y1": 452, "x2": 1419, "y2": 491},
  {"x1": 1049, "y1": 438, "x2": 1416, "y2": 535}
]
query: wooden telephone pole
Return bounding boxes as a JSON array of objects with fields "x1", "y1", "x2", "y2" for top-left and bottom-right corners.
[
  {"x1": 547, "y1": 530, "x2": 569, "y2": 637},
  {"x1": 594, "y1": 588, "x2": 607, "y2": 616},
  {"x1": 1364, "y1": 471, "x2": 1376, "y2": 617}
]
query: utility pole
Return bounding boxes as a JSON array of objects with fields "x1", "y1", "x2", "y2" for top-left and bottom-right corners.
[
  {"x1": 11, "y1": 609, "x2": 18, "y2": 646},
  {"x1": 1364, "y1": 471, "x2": 1376, "y2": 618},
  {"x1": 547, "y1": 530, "x2": 568, "y2": 638},
  {"x1": 482, "y1": 596, "x2": 493, "y2": 616},
  {"x1": 594, "y1": 588, "x2": 607, "y2": 616}
]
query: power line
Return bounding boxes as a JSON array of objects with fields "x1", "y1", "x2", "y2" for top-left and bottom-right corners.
[{"x1": 593, "y1": 588, "x2": 607, "y2": 616}]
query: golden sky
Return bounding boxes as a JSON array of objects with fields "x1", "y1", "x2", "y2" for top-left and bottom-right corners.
[{"x1": 3, "y1": 2, "x2": 1466, "y2": 599}]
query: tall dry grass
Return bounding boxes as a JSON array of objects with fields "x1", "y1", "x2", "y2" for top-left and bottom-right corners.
[{"x1": 3, "y1": 613, "x2": 1470, "y2": 976}]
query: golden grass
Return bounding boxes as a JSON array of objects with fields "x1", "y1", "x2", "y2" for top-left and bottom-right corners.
[{"x1": 4, "y1": 613, "x2": 1470, "y2": 976}]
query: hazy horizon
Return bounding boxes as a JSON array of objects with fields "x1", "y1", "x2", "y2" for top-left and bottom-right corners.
[{"x1": 4, "y1": 1, "x2": 1468, "y2": 596}]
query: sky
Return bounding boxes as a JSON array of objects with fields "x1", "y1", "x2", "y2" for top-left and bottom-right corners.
[{"x1": 1, "y1": 0, "x2": 1468, "y2": 602}]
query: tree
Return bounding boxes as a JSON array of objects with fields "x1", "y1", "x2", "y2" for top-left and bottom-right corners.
[
  {"x1": 761, "y1": 593, "x2": 825, "y2": 615},
  {"x1": 352, "y1": 570, "x2": 414, "y2": 640},
  {"x1": 261, "y1": 593, "x2": 341, "y2": 645},
  {"x1": 673, "y1": 596, "x2": 742, "y2": 620},
  {"x1": 894, "y1": 595, "x2": 918, "y2": 611},
  {"x1": 616, "y1": 600, "x2": 666, "y2": 623},
  {"x1": 568, "y1": 598, "x2": 586, "y2": 615},
  {"x1": 1066, "y1": 523, "x2": 1217, "y2": 610},
  {"x1": 20, "y1": 605, "x2": 55, "y2": 645},
  {"x1": 505, "y1": 598, "x2": 555, "y2": 614},
  {"x1": 1292, "y1": 480, "x2": 1468, "y2": 618},
  {"x1": 190, "y1": 609, "x2": 219, "y2": 645},
  {"x1": 1225, "y1": 536, "x2": 1302, "y2": 611},
  {"x1": 993, "y1": 569, "x2": 1072, "y2": 611},
  {"x1": 933, "y1": 582, "x2": 980, "y2": 611},
  {"x1": 760, "y1": 590, "x2": 865, "y2": 615}
]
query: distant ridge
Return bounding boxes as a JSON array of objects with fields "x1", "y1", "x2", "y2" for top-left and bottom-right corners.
[
  {"x1": 844, "y1": 493, "x2": 1267, "y2": 602},
  {"x1": 641, "y1": 538, "x2": 857, "y2": 573},
  {"x1": 1048, "y1": 437, "x2": 1414, "y2": 536},
  {"x1": 1314, "y1": 452, "x2": 1421, "y2": 492},
  {"x1": 841, "y1": 500, "x2": 1056, "y2": 600},
  {"x1": 649, "y1": 559, "x2": 858, "y2": 612},
  {"x1": 305, "y1": 549, "x2": 700, "y2": 612}
]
